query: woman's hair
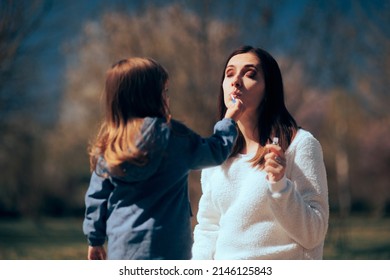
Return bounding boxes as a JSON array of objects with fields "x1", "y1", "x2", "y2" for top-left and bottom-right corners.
[
  {"x1": 218, "y1": 46, "x2": 298, "y2": 168},
  {"x1": 89, "y1": 57, "x2": 170, "y2": 172}
]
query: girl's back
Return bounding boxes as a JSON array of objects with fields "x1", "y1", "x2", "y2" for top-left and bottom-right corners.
[{"x1": 84, "y1": 116, "x2": 238, "y2": 259}]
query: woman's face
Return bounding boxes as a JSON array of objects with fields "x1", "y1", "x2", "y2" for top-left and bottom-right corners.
[{"x1": 222, "y1": 52, "x2": 265, "y2": 115}]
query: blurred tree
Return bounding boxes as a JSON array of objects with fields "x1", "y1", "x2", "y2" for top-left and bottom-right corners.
[
  {"x1": 0, "y1": 0, "x2": 52, "y2": 218},
  {"x1": 354, "y1": 115, "x2": 390, "y2": 217},
  {"x1": 3, "y1": 0, "x2": 388, "y2": 219},
  {"x1": 45, "y1": 3, "x2": 239, "y2": 217},
  {"x1": 290, "y1": 0, "x2": 390, "y2": 218},
  {"x1": 0, "y1": 0, "x2": 51, "y2": 115}
]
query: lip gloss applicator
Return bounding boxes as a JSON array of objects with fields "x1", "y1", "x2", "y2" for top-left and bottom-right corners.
[{"x1": 271, "y1": 137, "x2": 284, "y2": 166}]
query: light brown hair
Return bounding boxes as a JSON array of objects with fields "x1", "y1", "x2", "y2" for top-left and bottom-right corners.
[{"x1": 89, "y1": 57, "x2": 170, "y2": 172}]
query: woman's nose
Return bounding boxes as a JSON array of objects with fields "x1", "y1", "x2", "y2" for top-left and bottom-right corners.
[{"x1": 231, "y1": 76, "x2": 241, "y2": 87}]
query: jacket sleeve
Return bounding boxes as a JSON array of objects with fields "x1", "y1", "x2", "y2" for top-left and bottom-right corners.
[
  {"x1": 267, "y1": 135, "x2": 329, "y2": 250},
  {"x1": 192, "y1": 169, "x2": 220, "y2": 259},
  {"x1": 82, "y1": 171, "x2": 114, "y2": 246},
  {"x1": 189, "y1": 118, "x2": 237, "y2": 170}
]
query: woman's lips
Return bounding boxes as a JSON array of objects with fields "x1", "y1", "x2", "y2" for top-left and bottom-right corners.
[{"x1": 230, "y1": 90, "x2": 241, "y2": 99}]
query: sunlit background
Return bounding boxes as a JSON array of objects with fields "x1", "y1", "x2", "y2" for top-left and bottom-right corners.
[{"x1": 0, "y1": 0, "x2": 389, "y2": 259}]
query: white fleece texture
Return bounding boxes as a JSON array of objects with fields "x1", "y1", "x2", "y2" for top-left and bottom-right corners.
[{"x1": 192, "y1": 129, "x2": 329, "y2": 260}]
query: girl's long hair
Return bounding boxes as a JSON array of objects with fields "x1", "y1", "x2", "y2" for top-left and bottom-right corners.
[
  {"x1": 89, "y1": 57, "x2": 170, "y2": 172},
  {"x1": 218, "y1": 46, "x2": 298, "y2": 168}
]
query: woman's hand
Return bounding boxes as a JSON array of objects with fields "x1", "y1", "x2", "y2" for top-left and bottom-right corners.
[
  {"x1": 264, "y1": 144, "x2": 286, "y2": 182},
  {"x1": 88, "y1": 245, "x2": 106, "y2": 260}
]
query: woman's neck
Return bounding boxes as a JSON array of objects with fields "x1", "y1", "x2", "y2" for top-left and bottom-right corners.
[{"x1": 237, "y1": 113, "x2": 260, "y2": 155}]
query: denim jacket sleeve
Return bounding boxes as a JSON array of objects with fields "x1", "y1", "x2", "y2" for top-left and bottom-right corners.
[
  {"x1": 82, "y1": 171, "x2": 114, "y2": 246},
  {"x1": 189, "y1": 118, "x2": 238, "y2": 170}
]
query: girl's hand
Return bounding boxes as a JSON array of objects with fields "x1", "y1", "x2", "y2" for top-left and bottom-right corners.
[
  {"x1": 88, "y1": 245, "x2": 106, "y2": 260},
  {"x1": 264, "y1": 144, "x2": 286, "y2": 182},
  {"x1": 224, "y1": 98, "x2": 245, "y2": 122}
]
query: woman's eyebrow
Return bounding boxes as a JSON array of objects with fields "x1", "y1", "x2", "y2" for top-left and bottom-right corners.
[
  {"x1": 243, "y1": 64, "x2": 260, "y2": 70},
  {"x1": 226, "y1": 64, "x2": 260, "y2": 70}
]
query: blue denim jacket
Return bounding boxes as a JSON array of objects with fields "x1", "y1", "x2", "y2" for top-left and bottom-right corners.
[{"x1": 83, "y1": 117, "x2": 237, "y2": 260}]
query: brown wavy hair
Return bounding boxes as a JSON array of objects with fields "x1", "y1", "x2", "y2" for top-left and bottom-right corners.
[
  {"x1": 89, "y1": 57, "x2": 170, "y2": 172},
  {"x1": 218, "y1": 46, "x2": 298, "y2": 168}
]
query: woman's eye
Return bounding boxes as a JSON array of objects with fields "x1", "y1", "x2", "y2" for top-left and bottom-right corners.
[
  {"x1": 225, "y1": 71, "x2": 234, "y2": 78},
  {"x1": 246, "y1": 71, "x2": 256, "y2": 78}
]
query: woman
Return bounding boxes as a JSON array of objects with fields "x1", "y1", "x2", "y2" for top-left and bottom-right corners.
[{"x1": 192, "y1": 46, "x2": 329, "y2": 260}]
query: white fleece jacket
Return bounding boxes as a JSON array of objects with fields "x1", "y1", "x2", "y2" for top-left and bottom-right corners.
[{"x1": 192, "y1": 129, "x2": 329, "y2": 260}]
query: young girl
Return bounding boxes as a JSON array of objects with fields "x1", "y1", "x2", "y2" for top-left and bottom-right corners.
[
  {"x1": 82, "y1": 57, "x2": 244, "y2": 260},
  {"x1": 192, "y1": 46, "x2": 329, "y2": 259}
]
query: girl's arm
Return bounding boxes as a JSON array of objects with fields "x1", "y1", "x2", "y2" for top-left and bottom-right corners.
[
  {"x1": 188, "y1": 99, "x2": 243, "y2": 170},
  {"x1": 83, "y1": 170, "x2": 114, "y2": 249},
  {"x1": 188, "y1": 118, "x2": 238, "y2": 169}
]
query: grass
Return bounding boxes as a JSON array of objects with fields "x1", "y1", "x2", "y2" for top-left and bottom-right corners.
[
  {"x1": 0, "y1": 216, "x2": 389, "y2": 260},
  {"x1": 0, "y1": 218, "x2": 86, "y2": 260},
  {"x1": 324, "y1": 216, "x2": 390, "y2": 259}
]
